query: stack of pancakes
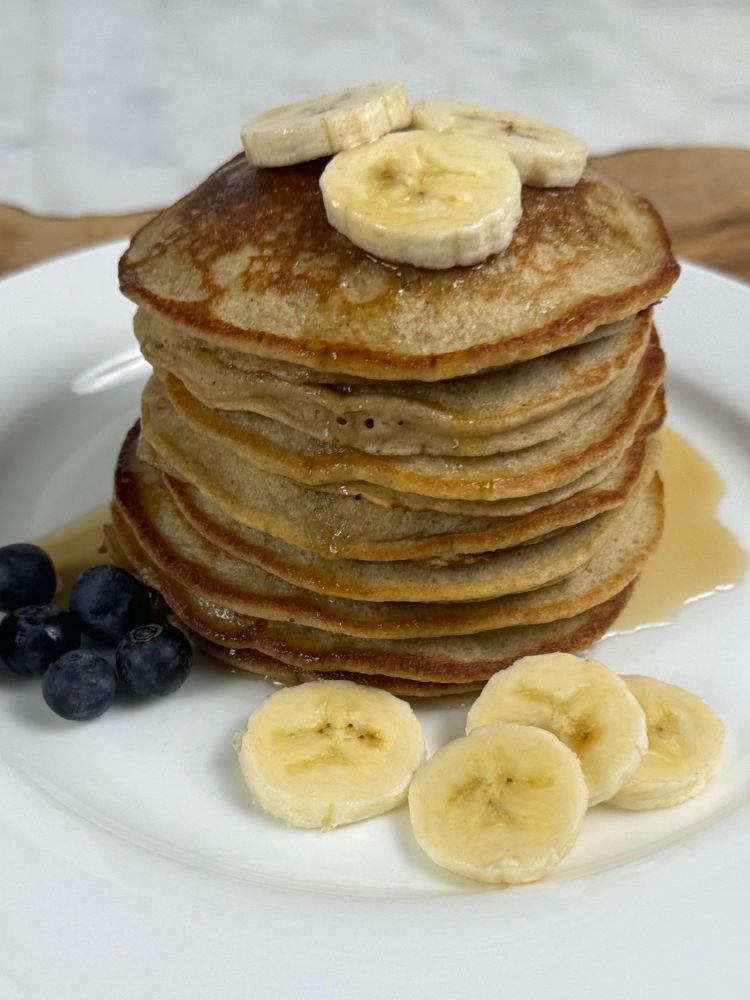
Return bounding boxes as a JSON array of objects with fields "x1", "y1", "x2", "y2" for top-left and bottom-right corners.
[{"x1": 108, "y1": 154, "x2": 678, "y2": 696}]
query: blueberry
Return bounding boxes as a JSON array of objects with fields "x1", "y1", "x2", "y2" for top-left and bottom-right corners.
[
  {"x1": 42, "y1": 650, "x2": 117, "y2": 721},
  {"x1": 0, "y1": 543, "x2": 57, "y2": 612},
  {"x1": 70, "y1": 564, "x2": 151, "y2": 643},
  {"x1": 116, "y1": 623, "x2": 192, "y2": 696},
  {"x1": 0, "y1": 604, "x2": 81, "y2": 678}
]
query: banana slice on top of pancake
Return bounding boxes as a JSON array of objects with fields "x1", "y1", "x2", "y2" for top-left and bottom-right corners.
[
  {"x1": 320, "y1": 129, "x2": 522, "y2": 268},
  {"x1": 241, "y1": 80, "x2": 412, "y2": 167},
  {"x1": 413, "y1": 101, "x2": 587, "y2": 187}
]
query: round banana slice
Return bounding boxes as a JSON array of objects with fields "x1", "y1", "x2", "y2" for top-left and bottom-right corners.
[
  {"x1": 466, "y1": 653, "x2": 647, "y2": 806},
  {"x1": 408, "y1": 724, "x2": 588, "y2": 885},
  {"x1": 233, "y1": 679, "x2": 425, "y2": 830},
  {"x1": 320, "y1": 130, "x2": 522, "y2": 269},
  {"x1": 412, "y1": 101, "x2": 587, "y2": 187},
  {"x1": 241, "y1": 80, "x2": 412, "y2": 167},
  {"x1": 609, "y1": 675, "x2": 725, "y2": 810}
]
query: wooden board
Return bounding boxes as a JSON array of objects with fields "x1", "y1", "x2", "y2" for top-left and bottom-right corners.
[{"x1": 1, "y1": 147, "x2": 749, "y2": 280}]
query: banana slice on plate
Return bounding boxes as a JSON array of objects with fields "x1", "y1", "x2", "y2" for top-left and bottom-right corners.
[
  {"x1": 320, "y1": 129, "x2": 522, "y2": 268},
  {"x1": 412, "y1": 101, "x2": 587, "y2": 187},
  {"x1": 609, "y1": 675, "x2": 725, "y2": 810},
  {"x1": 241, "y1": 80, "x2": 412, "y2": 167},
  {"x1": 233, "y1": 679, "x2": 425, "y2": 830},
  {"x1": 408, "y1": 724, "x2": 588, "y2": 885},
  {"x1": 466, "y1": 653, "x2": 647, "y2": 806}
]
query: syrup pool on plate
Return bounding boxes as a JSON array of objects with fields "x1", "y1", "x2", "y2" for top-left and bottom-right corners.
[
  {"x1": 612, "y1": 426, "x2": 747, "y2": 631},
  {"x1": 33, "y1": 503, "x2": 110, "y2": 604}
]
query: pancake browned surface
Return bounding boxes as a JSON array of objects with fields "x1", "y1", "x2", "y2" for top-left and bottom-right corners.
[
  {"x1": 165, "y1": 436, "x2": 660, "y2": 573},
  {"x1": 105, "y1": 523, "x2": 487, "y2": 696},
  {"x1": 111, "y1": 135, "x2": 676, "y2": 694},
  {"x1": 120, "y1": 156, "x2": 677, "y2": 380},
  {"x1": 105, "y1": 510, "x2": 637, "y2": 685},
  {"x1": 163, "y1": 440, "x2": 663, "y2": 602},
  {"x1": 112, "y1": 424, "x2": 663, "y2": 640},
  {"x1": 137, "y1": 307, "x2": 653, "y2": 456},
  {"x1": 139, "y1": 366, "x2": 663, "y2": 561},
  {"x1": 138, "y1": 398, "x2": 663, "y2": 545},
  {"x1": 153, "y1": 333, "x2": 663, "y2": 501},
  {"x1": 189, "y1": 641, "x2": 489, "y2": 699},
  {"x1": 183, "y1": 595, "x2": 632, "y2": 697}
]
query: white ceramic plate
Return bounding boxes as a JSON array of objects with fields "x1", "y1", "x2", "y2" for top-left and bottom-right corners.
[{"x1": 0, "y1": 246, "x2": 748, "y2": 1000}]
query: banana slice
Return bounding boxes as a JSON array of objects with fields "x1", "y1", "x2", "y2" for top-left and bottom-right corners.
[
  {"x1": 241, "y1": 81, "x2": 412, "y2": 167},
  {"x1": 609, "y1": 675, "x2": 724, "y2": 810},
  {"x1": 320, "y1": 129, "x2": 522, "y2": 269},
  {"x1": 412, "y1": 101, "x2": 587, "y2": 187},
  {"x1": 233, "y1": 679, "x2": 425, "y2": 829},
  {"x1": 408, "y1": 724, "x2": 587, "y2": 884},
  {"x1": 466, "y1": 653, "x2": 647, "y2": 806}
]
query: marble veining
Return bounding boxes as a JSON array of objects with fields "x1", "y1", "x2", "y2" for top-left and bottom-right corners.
[{"x1": 2, "y1": 0, "x2": 749, "y2": 214}]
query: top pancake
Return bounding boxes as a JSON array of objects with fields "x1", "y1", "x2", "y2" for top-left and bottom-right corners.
[{"x1": 120, "y1": 154, "x2": 678, "y2": 381}]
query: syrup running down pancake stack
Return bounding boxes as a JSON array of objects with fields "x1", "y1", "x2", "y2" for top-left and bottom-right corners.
[{"x1": 108, "y1": 143, "x2": 678, "y2": 697}]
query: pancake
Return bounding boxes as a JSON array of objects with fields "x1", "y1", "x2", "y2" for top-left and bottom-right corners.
[
  {"x1": 115, "y1": 426, "x2": 627, "y2": 605},
  {"x1": 120, "y1": 155, "x2": 678, "y2": 380},
  {"x1": 335, "y1": 392, "x2": 665, "y2": 517},
  {"x1": 185, "y1": 592, "x2": 632, "y2": 695},
  {"x1": 136, "y1": 306, "x2": 652, "y2": 456},
  {"x1": 186, "y1": 639, "x2": 489, "y2": 698},
  {"x1": 104, "y1": 523, "x2": 488, "y2": 696},
  {"x1": 111, "y1": 429, "x2": 663, "y2": 637},
  {"x1": 156, "y1": 361, "x2": 618, "y2": 458},
  {"x1": 138, "y1": 396, "x2": 661, "y2": 555},
  {"x1": 107, "y1": 511, "x2": 637, "y2": 684},
  {"x1": 133, "y1": 304, "x2": 638, "y2": 388},
  {"x1": 165, "y1": 435, "x2": 659, "y2": 570},
  {"x1": 151, "y1": 334, "x2": 663, "y2": 501},
  {"x1": 139, "y1": 367, "x2": 661, "y2": 560},
  {"x1": 164, "y1": 439, "x2": 662, "y2": 601}
]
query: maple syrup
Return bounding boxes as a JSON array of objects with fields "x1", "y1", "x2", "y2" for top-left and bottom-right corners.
[
  {"x1": 613, "y1": 427, "x2": 747, "y2": 631},
  {"x1": 33, "y1": 503, "x2": 110, "y2": 604}
]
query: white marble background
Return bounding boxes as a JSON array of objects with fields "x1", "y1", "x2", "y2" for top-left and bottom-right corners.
[{"x1": 2, "y1": 0, "x2": 749, "y2": 215}]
